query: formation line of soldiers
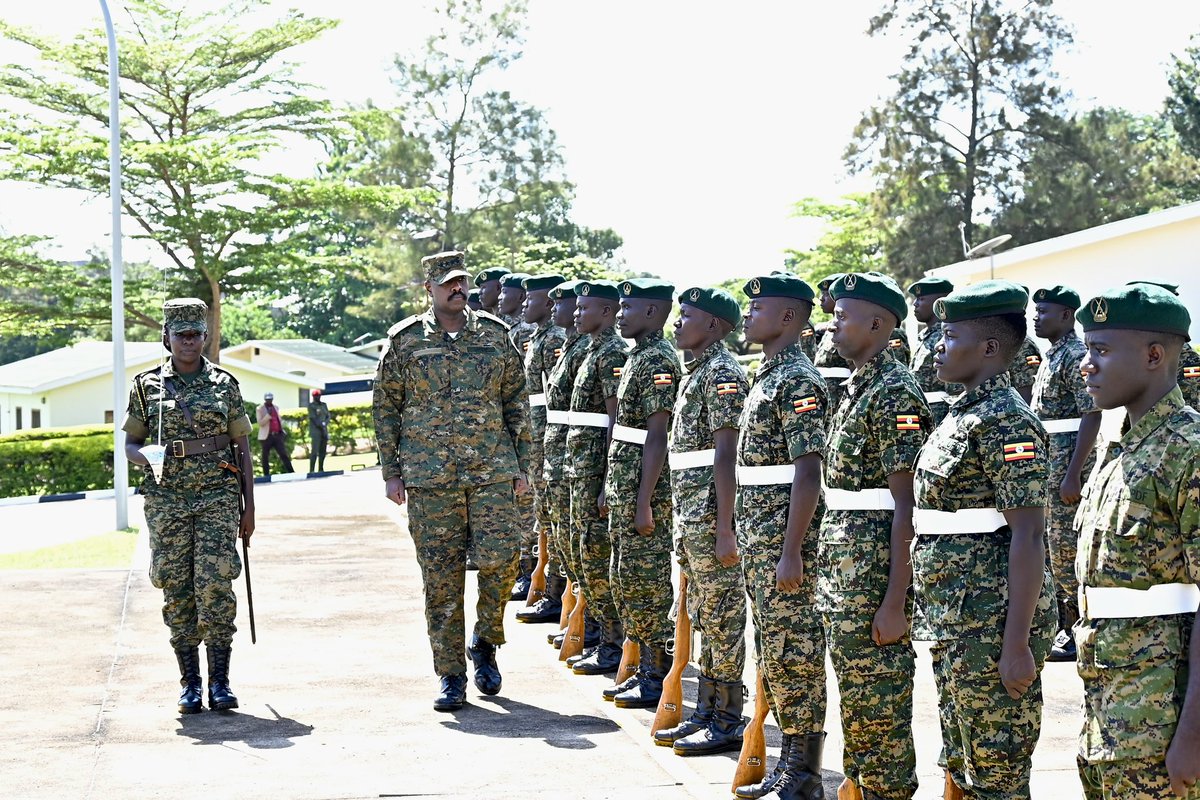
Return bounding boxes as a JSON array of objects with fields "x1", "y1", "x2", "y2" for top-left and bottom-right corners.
[{"x1": 372, "y1": 251, "x2": 1200, "y2": 800}]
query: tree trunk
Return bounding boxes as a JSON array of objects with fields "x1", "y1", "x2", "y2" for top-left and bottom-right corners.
[{"x1": 206, "y1": 277, "x2": 222, "y2": 363}]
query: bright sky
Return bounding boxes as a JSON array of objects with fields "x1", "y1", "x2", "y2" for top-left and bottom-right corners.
[{"x1": 2, "y1": 0, "x2": 1199, "y2": 288}]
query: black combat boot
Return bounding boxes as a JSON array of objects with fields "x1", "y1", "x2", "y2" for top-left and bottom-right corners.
[
  {"x1": 516, "y1": 574, "x2": 565, "y2": 623},
  {"x1": 614, "y1": 644, "x2": 671, "y2": 708},
  {"x1": 653, "y1": 673, "x2": 716, "y2": 746},
  {"x1": 1047, "y1": 628, "x2": 1077, "y2": 662},
  {"x1": 767, "y1": 731, "x2": 825, "y2": 800},
  {"x1": 602, "y1": 671, "x2": 640, "y2": 702},
  {"x1": 467, "y1": 634, "x2": 502, "y2": 695},
  {"x1": 572, "y1": 619, "x2": 623, "y2": 675},
  {"x1": 734, "y1": 732, "x2": 794, "y2": 799},
  {"x1": 174, "y1": 646, "x2": 203, "y2": 714},
  {"x1": 509, "y1": 555, "x2": 532, "y2": 601},
  {"x1": 205, "y1": 645, "x2": 239, "y2": 711},
  {"x1": 433, "y1": 674, "x2": 467, "y2": 711},
  {"x1": 674, "y1": 678, "x2": 745, "y2": 756}
]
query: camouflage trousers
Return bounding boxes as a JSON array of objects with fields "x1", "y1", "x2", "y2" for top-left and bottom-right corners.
[
  {"x1": 608, "y1": 480, "x2": 673, "y2": 647},
  {"x1": 516, "y1": 484, "x2": 537, "y2": 560},
  {"x1": 675, "y1": 515, "x2": 747, "y2": 684},
  {"x1": 1046, "y1": 436, "x2": 1093, "y2": 627},
  {"x1": 406, "y1": 481, "x2": 520, "y2": 677},
  {"x1": 545, "y1": 478, "x2": 578, "y2": 582},
  {"x1": 533, "y1": 478, "x2": 563, "y2": 580},
  {"x1": 817, "y1": 511, "x2": 917, "y2": 800},
  {"x1": 931, "y1": 628, "x2": 1052, "y2": 800},
  {"x1": 737, "y1": 486, "x2": 827, "y2": 735},
  {"x1": 569, "y1": 474, "x2": 619, "y2": 626},
  {"x1": 144, "y1": 489, "x2": 241, "y2": 650},
  {"x1": 1079, "y1": 755, "x2": 1200, "y2": 800}
]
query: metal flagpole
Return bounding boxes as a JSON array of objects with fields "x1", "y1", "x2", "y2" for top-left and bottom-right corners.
[{"x1": 100, "y1": 0, "x2": 128, "y2": 529}]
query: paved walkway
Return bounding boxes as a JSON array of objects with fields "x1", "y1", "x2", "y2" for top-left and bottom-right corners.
[{"x1": 0, "y1": 471, "x2": 1088, "y2": 799}]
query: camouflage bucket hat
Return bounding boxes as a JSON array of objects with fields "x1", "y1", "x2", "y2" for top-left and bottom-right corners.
[{"x1": 163, "y1": 298, "x2": 208, "y2": 334}]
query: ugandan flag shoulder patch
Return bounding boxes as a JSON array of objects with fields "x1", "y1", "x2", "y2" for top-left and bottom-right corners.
[
  {"x1": 1003, "y1": 440, "x2": 1037, "y2": 462},
  {"x1": 793, "y1": 396, "x2": 819, "y2": 414},
  {"x1": 1184, "y1": 366, "x2": 1200, "y2": 380},
  {"x1": 716, "y1": 381, "x2": 740, "y2": 396},
  {"x1": 1025, "y1": 355, "x2": 1041, "y2": 366},
  {"x1": 895, "y1": 413, "x2": 921, "y2": 431},
  {"x1": 522, "y1": 340, "x2": 531, "y2": 352},
  {"x1": 653, "y1": 372, "x2": 674, "y2": 386},
  {"x1": 801, "y1": 328, "x2": 814, "y2": 338},
  {"x1": 553, "y1": 347, "x2": 563, "y2": 359},
  {"x1": 889, "y1": 338, "x2": 904, "y2": 349},
  {"x1": 612, "y1": 366, "x2": 623, "y2": 378}
]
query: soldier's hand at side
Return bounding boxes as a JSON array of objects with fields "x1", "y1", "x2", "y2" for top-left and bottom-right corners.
[
  {"x1": 872, "y1": 601, "x2": 908, "y2": 646},
  {"x1": 1167, "y1": 721, "x2": 1200, "y2": 797},
  {"x1": 385, "y1": 477, "x2": 406, "y2": 506},
  {"x1": 514, "y1": 476, "x2": 529, "y2": 496},
  {"x1": 1059, "y1": 473, "x2": 1083, "y2": 504},
  {"x1": 715, "y1": 525, "x2": 739, "y2": 568},
  {"x1": 239, "y1": 508, "x2": 255, "y2": 542},
  {"x1": 634, "y1": 503, "x2": 654, "y2": 535},
  {"x1": 776, "y1": 552, "x2": 803, "y2": 592},
  {"x1": 999, "y1": 643, "x2": 1037, "y2": 699}
]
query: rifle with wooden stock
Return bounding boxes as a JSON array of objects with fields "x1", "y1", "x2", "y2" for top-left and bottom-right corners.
[
  {"x1": 732, "y1": 667, "x2": 769, "y2": 792},
  {"x1": 524, "y1": 527, "x2": 549, "y2": 605},
  {"x1": 559, "y1": 589, "x2": 587, "y2": 663},
  {"x1": 650, "y1": 573, "x2": 690, "y2": 736},
  {"x1": 616, "y1": 638, "x2": 639, "y2": 685}
]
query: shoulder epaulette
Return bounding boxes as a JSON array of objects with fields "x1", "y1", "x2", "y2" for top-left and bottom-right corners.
[
  {"x1": 476, "y1": 310, "x2": 511, "y2": 330},
  {"x1": 210, "y1": 364, "x2": 241, "y2": 385},
  {"x1": 134, "y1": 365, "x2": 162, "y2": 381},
  {"x1": 387, "y1": 315, "x2": 422, "y2": 338}
]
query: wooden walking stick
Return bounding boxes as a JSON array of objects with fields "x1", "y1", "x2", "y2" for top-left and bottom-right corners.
[
  {"x1": 651, "y1": 573, "x2": 690, "y2": 736},
  {"x1": 559, "y1": 592, "x2": 587, "y2": 663},
  {"x1": 731, "y1": 667, "x2": 769, "y2": 792},
  {"x1": 525, "y1": 527, "x2": 549, "y2": 605}
]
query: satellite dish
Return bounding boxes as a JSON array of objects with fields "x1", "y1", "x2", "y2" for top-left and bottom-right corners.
[
  {"x1": 411, "y1": 229, "x2": 440, "y2": 241},
  {"x1": 966, "y1": 234, "x2": 1012, "y2": 259}
]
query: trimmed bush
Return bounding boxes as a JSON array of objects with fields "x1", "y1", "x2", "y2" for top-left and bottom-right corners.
[
  {"x1": 0, "y1": 431, "x2": 144, "y2": 498},
  {"x1": 247, "y1": 403, "x2": 376, "y2": 458}
]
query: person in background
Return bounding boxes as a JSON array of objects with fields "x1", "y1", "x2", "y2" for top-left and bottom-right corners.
[
  {"x1": 307, "y1": 389, "x2": 330, "y2": 474},
  {"x1": 257, "y1": 392, "x2": 293, "y2": 477}
]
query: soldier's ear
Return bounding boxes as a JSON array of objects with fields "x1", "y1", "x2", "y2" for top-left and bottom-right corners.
[{"x1": 1146, "y1": 341, "x2": 1168, "y2": 372}]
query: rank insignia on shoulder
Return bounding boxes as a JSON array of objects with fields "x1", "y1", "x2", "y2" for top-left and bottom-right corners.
[
  {"x1": 889, "y1": 339, "x2": 903, "y2": 349},
  {"x1": 1003, "y1": 440, "x2": 1037, "y2": 462},
  {"x1": 716, "y1": 381, "x2": 740, "y2": 396},
  {"x1": 554, "y1": 348, "x2": 563, "y2": 359},
  {"x1": 653, "y1": 372, "x2": 674, "y2": 385},
  {"x1": 1025, "y1": 355, "x2": 1041, "y2": 366},
  {"x1": 793, "y1": 396, "x2": 819, "y2": 414},
  {"x1": 1185, "y1": 366, "x2": 1200, "y2": 379},
  {"x1": 895, "y1": 413, "x2": 920, "y2": 431},
  {"x1": 613, "y1": 367, "x2": 623, "y2": 378}
]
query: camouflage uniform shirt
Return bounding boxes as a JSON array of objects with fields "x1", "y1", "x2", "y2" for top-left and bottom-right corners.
[
  {"x1": 1008, "y1": 336, "x2": 1043, "y2": 394},
  {"x1": 887, "y1": 328, "x2": 911, "y2": 365},
  {"x1": 566, "y1": 327, "x2": 628, "y2": 479},
  {"x1": 543, "y1": 331, "x2": 589, "y2": 481},
  {"x1": 800, "y1": 322, "x2": 818, "y2": 360},
  {"x1": 1180, "y1": 346, "x2": 1200, "y2": 409},
  {"x1": 525, "y1": 319, "x2": 567, "y2": 484},
  {"x1": 669, "y1": 341, "x2": 748, "y2": 505},
  {"x1": 814, "y1": 326, "x2": 852, "y2": 413},
  {"x1": 608, "y1": 328, "x2": 680, "y2": 481}
]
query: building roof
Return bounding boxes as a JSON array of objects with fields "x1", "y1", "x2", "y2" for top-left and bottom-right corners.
[
  {"x1": 229, "y1": 339, "x2": 378, "y2": 373},
  {"x1": 0, "y1": 341, "x2": 164, "y2": 393}
]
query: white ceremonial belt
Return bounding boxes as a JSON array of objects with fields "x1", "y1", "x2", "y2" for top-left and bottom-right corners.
[
  {"x1": 738, "y1": 464, "x2": 795, "y2": 485},
  {"x1": 1042, "y1": 417, "x2": 1082, "y2": 434},
  {"x1": 545, "y1": 409, "x2": 569, "y2": 425},
  {"x1": 568, "y1": 411, "x2": 610, "y2": 428},
  {"x1": 1081, "y1": 583, "x2": 1200, "y2": 619},
  {"x1": 528, "y1": 392, "x2": 547, "y2": 407},
  {"x1": 612, "y1": 424, "x2": 648, "y2": 445},
  {"x1": 818, "y1": 367, "x2": 852, "y2": 380},
  {"x1": 824, "y1": 487, "x2": 895, "y2": 511},
  {"x1": 913, "y1": 507, "x2": 1007, "y2": 535},
  {"x1": 669, "y1": 449, "x2": 716, "y2": 470},
  {"x1": 924, "y1": 391, "x2": 951, "y2": 404}
]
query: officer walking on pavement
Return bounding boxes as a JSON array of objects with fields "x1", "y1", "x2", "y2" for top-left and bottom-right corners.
[
  {"x1": 122, "y1": 298, "x2": 256, "y2": 715},
  {"x1": 373, "y1": 251, "x2": 531, "y2": 711},
  {"x1": 307, "y1": 388, "x2": 330, "y2": 474}
]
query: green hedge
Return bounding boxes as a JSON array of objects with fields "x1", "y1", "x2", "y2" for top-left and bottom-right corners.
[
  {"x1": 0, "y1": 432, "x2": 144, "y2": 497},
  {"x1": 247, "y1": 402, "x2": 376, "y2": 459},
  {"x1": 0, "y1": 424, "x2": 111, "y2": 443}
]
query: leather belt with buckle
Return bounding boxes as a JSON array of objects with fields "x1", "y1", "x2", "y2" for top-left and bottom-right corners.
[{"x1": 170, "y1": 434, "x2": 232, "y2": 457}]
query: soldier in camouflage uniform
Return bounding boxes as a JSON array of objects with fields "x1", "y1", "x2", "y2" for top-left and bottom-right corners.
[
  {"x1": 813, "y1": 274, "x2": 852, "y2": 419},
  {"x1": 474, "y1": 266, "x2": 510, "y2": 316},
  {"x1": 1009, "y1": 336, "x2": 1043, "y2": 405},
  {"x1": 733, "y1": 273, "x2": 829, "y2": 800},
  {"x1": 907, "y1": 277, "x2": 956, "y2": 424},
  {"x1": 566, "y1": 280, "x2": 630, "y2": 675},
  {"x1": 374, "y1": 251, "x2": 530, "y2": 711},
  {"x1": 515, "y1": 274, "x2": 568, "y2": 624},
  {"x1": 602, "y1": 279, "x2": 681, "y2": 709},
  {"x1": 467, "y1": 288, "x2": 482, "y2": 312},
  {"x1": 1030, "y1": 286, "x2": 1101, "y2": 664},
  {"x1": 1126, "y1": 281, "x2": 1200, "y2": 409},
  {"x1": 653, "y1": 286, "x2": 750, "y2": 755},
  {"x1": 123, "y1": 298, "x2": 256, "y2": 715},
  {"x1": 800, "y1": 321, "x2": 817, "y2": 360},
  {"x1": 1073, "y1": 284, "x2": 1200, "y2": 800},
  {"x1": 819, "y1": 273, "x2": 930, "y2": 800},
  {"x1": 912, "y1": 280, "x2": 1056, "y2": 800},
  {"x1": 886, "y1": 327, "x2": 910, "y2": 366}
]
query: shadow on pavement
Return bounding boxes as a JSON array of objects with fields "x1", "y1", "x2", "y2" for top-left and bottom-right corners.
[
  {"x1": 175, "y1": 703, "x2": 314, "y2": 749},
  {"x1": 438, "y1": 694, "x2": 619, "y2": 749}
]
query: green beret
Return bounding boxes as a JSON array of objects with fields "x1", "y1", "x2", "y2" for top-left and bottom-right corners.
[
  {"x1": 1077, "y1": 284, "x2": 1191, "y2": 340},
  {"x1": 679, "y1": 286, "x2": 741, "y2": 326},
  {"x1": 550, "y1": 279, "x2": 583, "y2": 300},
  {"x1": 523, "y1": 274, "x2": 566, "y2": 292},
  {"x1": 576, "y1": 279, "x2": 621, "y2": 300},
  {"x1": 163, "y1": 298, "x2": 208, "y2": 333},
  {"x1": 468, "y1": 288, "x2": 480, "y2": 301},
  {"x1": 907, "y1": 277, "x2": 954, "y2": 297},
  {"x1": 831, "y1": 272, "x2": 907, "y2": 323},
  {"x1": 1127, "y1": 280, "x2": 1180, "y2": 296},
  {"x1": 499, "y1": 272, "x2": 531, "y2": 290},
  {"x1": 473, "y1": 267, "x2": 511, "y2": 286},
  {"x1": 1032, "y1": 285, "x2": 1081, "y2": 310},
  {"x1": 619, "y1": 277, "x2": 675, "y2": 302},
  {"x1": 743, "y1": 274, "x2": 815, "y2": 303},
  {"x1": 422, "y1": 251, "x2": 470, "y2": 284},
  {"x1": 817, "y1": 273, "x2": 845, "y2": 291},
  {"x1": 934, "y1": 280, "x2": 1028, "y2": 323}
]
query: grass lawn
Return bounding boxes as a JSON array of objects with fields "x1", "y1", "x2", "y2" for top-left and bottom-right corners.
[{"x1": 0, "y1": 528, "x2": 139, "y2": 570}]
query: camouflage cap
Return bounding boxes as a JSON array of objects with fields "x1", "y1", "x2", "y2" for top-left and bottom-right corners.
[
  {"x1": 575, "y1": 279, "x2": 621, "y2": 300},
  {"x1": 499, "y1": 272, "x2": 531, "y2": 290},
  {"x1": 550, "y1": 279, "x2": 584, "y2": 300},
  {"x1": 523, "y1": 274, "x2": 566, "y2": 292},
  {"x1": 1077, "y1": 284, "x2": 1191, "y2": 339},
  {"x1": 817, "y1": 273, "x2": 845, "y2": 291},
  {"x1": 743, "y1": 274, "x2": 815, "y2": 302},
  {"x1": 679, "y1": 286, "x2": 741, "y2": 326},
  {"x1": 473, "y1": 266, "x2": 511, "y2": 286},
  {"x1": 1032, "y1": 285, "x2": 1081, "y2": 310},
  {"x1": 619, "y1": 277, "x2": 675, "y2": 301},
  {"x1": 907, "y1": 276, "x2": 954, "y2": 297},
  {"x1": 422, "y1": 251, "x2": 470, "y2": 285},
  {"x1": 1127, "y1": 279, "x2": 1180, "y2": 296},
  {"x1": 163, "y1": 298, "x2": 208, "y2": 334},
  {"x1": 934, "y1": 280, "x2": 1028, "y2": 323},
  {"x1": 831, "y1": 272, "x2": 907, "y2": 322}
]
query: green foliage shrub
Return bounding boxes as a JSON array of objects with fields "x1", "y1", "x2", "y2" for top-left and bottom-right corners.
[{"x1": 0, "y1": 431, "x2": 144, "y2": 497}]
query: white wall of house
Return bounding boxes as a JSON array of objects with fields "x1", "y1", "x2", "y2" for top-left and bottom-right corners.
[
  {"x1": 222, "y1": 343, "x2": 351, "y2": 382},
  {"x1": 0, "y1": 358, "x2": 160, "y2": 433}
]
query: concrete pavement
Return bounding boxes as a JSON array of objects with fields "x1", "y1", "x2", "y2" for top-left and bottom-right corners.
[{"x1": 0, "y1": 470, "x2": 1089, "y2": 799}]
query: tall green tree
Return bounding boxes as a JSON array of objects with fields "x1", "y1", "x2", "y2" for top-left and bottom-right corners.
[
  {"x1": 785, "y1": 195, "x2": 885, "y2": 288},
  {"x1": 847, "y1": 0, "x2": 1072, "y2": 281},
  {"x1": 0, "y1": 0, "x2": 425, "y2": 359},
  {"x1": 1167, "y1": 34, "x2": 1200, "y2": 161}
]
